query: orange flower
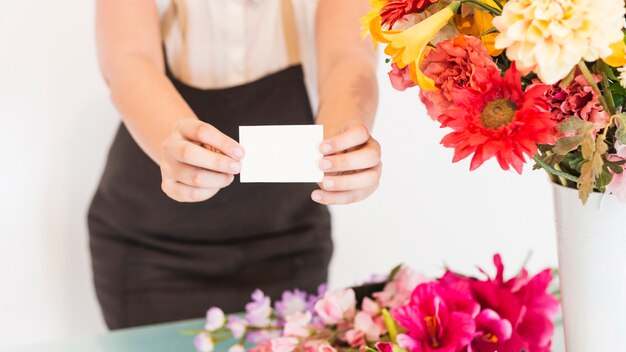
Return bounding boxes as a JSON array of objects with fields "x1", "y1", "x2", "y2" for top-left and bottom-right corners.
[{"x1": 454, "y1": 0, "x2": 504, "y2": 56}]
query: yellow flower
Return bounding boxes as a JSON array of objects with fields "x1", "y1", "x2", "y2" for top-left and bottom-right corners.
[
  {"x1": 455, "y1": 0, "x2": 505, "y2": 56},
  {"x1": 603, "y1": 37, "x2": 626, "y2": 67},
  {"x1": 382, "y1": 2, "x2": 461, "y2": 91},
  {"x1": 360, "y1": 0, "x2": 387, "y2": 44},
  {"x1": 493, "y1": 0, "x2": 625, "y2": 84}
]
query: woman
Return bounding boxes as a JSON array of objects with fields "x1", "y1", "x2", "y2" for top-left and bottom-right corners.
[{"x1": 89, "y1": 0, "x2": 381, "y2": 329}]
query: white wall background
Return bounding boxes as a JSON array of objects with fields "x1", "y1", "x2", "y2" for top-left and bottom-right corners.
[{"x1": 0, "y1": 1, "x2": 557, "y2": 350}]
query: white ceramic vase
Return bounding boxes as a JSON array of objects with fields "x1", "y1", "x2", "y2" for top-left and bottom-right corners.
[{"x1": 553, "y1": 183, "x2": 626, "y2": 352}]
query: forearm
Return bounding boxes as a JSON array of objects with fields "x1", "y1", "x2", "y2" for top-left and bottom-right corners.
[
  {"x1": 106, "y1": 55, "x2": 197, "y2": 164},
  {"x1": 316, "y1": 56, "x2": 378, "y2": 137}
]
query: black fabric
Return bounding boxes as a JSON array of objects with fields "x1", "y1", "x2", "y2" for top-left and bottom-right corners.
[{"x1": 87, "y1": 65, "x2": 333, "y2": 329}]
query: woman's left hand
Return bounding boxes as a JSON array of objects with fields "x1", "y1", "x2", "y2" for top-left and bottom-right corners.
[{"x1": 312, "y1": 121, "x2": 382, "y2": 205}]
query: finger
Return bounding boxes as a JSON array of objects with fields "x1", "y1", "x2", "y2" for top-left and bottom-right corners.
[
  {"x1": 163, "y1": 160, "x2": 235, "y2": 189},
  {"x1": 320, "y1": 139, "x2": 381, "y2": 173},
  {"x1": 161, "y1": 180, "x2": 219, "y2": 203},
  {"x1": 171, "y1": 139, "x2": 242, "y2": 174},
  {"x1": 321, "y1": 164, "x2": 382, "y2": 191},
  {"x1": 320, "y1": 121, "x2": 370, "y2": 155},
  {"x1": 311, "y1": 187, "x2": 377, "y2": 205},
  {"x1": 177, "y1": 119, "x2": 244, "y2": 159}
]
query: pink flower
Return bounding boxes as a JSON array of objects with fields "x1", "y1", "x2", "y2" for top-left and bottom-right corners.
[
  {"x1": 361, "y1": 297, "x2": 382, "y2": 316},
  {"x1": 419, "y1": 35, "x2": 500, "y2": 121},
  {"x1": 607, "y1": 142, "x2": 626, "y2": 202},
  {"x1": 389, "y1": 63, "x2": 417, "y2": 91},
  {"x1": 393, "y1": 282, "x2": 477, "y2": 352},
  {"x1": 318, "y1": 344, "x2": 337, "y2": 352},
  {"x1": 374, "y1": 266, "x2": 428, "y2": 311},
  {"x1": 227, "y1": 315, "x2": 248, "y2": 339},
  {"x1": 303, "y1": 340, "x2": 337, "y2": 352},
  {"x1": 466, "y1": 254, "x2": 559, "y2": 352},
  {"x1": 314, "y1": 288, "x2": 357, "y2": 325},
  {"x1": 536, "y1": 74, "x2": 610, "y2": 134},
  {"x1": 194, "y1": 332, "x2": 215, "y2": 352},
  {"x1": 205, "y1": 307, "x2": 226, "y2": 331},
  {"x1": 345, "y1": 311, "x2": 383, "y2": 347},
  {"x1": 275, "y1": 289, "x2": 313, "y2": 318},
  {"x1": 270, "y1": 337, "x2": 299, "y2": 352},
  {"x1": 472, "y1": 309, "x2": 513, "y2": 349},
  {"x1": 283, "y1": 311, "x2": 312, "y2": 338},
  {"x1": 250, "y1": 341, "x2": 272, "y2": 352},
  {"x1": 375, "y1": 341, "x2": 394, "y2": 352},
  {"x1": 246, "y1": 290, "x2": 272, "y2": 327}
]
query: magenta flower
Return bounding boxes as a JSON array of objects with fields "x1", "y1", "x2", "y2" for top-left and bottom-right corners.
[
  {"x1": 393, "y1": 282, "x2": 477, "y2": 352},
  {"x1": 466, "y1": 254, "x2": 559, "y2": 352},
  {"x1": 246, "y1": 290, "x2": 272, "y2": 327},
  {"x1": 375, "y1": 341, "x2": 394, "y2": 352}
]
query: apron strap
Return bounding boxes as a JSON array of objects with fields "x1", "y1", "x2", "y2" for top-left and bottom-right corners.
[{"x1": 161, "y1": 0, "x2": 301, "y2": 82}]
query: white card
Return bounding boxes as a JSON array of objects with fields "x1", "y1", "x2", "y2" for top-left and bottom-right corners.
[{"x1": 239, "y1": 125, "x2": 324, "y2": 183}]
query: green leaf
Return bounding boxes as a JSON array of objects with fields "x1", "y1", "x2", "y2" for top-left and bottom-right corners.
[
  {"x1": 577, "y1": 136, "x2": 609, "y2": 203},
  {"x1": 615, "y1": 113, "x2": 626, "y2": 145},
  {"x1": 554, "y1": 135, "x2": 588, "y2": 155},
  {"x1": 387, "y1": 264, "x2": 403, "y2": 282},
  {"x1": 382, "y1": 308, "x2": 398, "y2": 344},
  {"x1": 553, "y1": 117, "x2": 596, "y2": 156}
]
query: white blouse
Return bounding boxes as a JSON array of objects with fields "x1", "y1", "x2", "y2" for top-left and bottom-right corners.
[{"x1": 155, "y1": 0, "x2": 320, "y2": 109}]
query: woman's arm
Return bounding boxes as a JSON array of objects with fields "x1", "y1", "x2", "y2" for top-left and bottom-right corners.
[
  {"x1": 96, "y1": 0, "x2": 244, "y2": 202},
  {"x1": 314, "y1": 0, "x2": 381, "y2": 205}
]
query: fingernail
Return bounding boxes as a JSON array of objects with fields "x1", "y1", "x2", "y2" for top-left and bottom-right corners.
[
  {"x1": 321, "y1": 143, "x2": 333, "y2": 154},
  {"x1": 320, "y1": 159, "x2": 332, "y2": 171},
  {"x1": 323, "y1": 179, "x2": 334, "y2": 189},
  {"x1": 230, "y1": 162, "x2": 242, "y2": 172},
  {"x1": 312, "y1": 192, "x2": 322, "y2": 202},
  {"x1": 233, "y1": 147, "x2": 245, "y2": 159}
]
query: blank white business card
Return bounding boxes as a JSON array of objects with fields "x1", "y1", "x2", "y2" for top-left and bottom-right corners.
[{"x1": 239, "y1": 125, "x2": 324, "y2": 183}]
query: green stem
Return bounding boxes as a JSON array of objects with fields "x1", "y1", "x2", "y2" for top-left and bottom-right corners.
[
  {"x1": 533, "y1": 155, "x2": 579, "y2": 183},
  {"x1": 491, "y1": 0, "x2": 504, "y2": 9},
  {"x1": 598, "y1": 61, "x2": 616, "y2": 116},
  {"x1": 578, "y1": 61, "x2": 610, "y2": 114},
  {"x1": 460, "y1": 0, "x2": 502, "y2": 15}
]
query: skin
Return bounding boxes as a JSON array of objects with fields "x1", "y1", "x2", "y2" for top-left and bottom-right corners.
[{"x1": 96, "y1": 0, "x2": 380, "y2": 205}]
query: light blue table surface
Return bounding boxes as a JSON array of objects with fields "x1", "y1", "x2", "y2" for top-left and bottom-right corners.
[{"x1": 9, "y1": 318, "x2": 565, "y2": 352}]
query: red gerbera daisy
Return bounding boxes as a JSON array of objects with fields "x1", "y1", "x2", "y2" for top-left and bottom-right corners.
[
  {"x1": 380, "y1": 0, "x2": 438, "y2": 28},
  {"x1": 438, "y1": 64, "x2": 557, "y2": 174}
]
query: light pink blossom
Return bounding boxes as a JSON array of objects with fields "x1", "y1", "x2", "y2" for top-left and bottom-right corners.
[
  {"x1": 270, "y1": 337, "x2": 299, "y2": 352},
  {"x1": 314, "y1": 288, "x2": 356, "y2": 325},
  {"x1": 283, "y1": 311, "x2": 312, "y2": 338},
  {"x1": 205, "y1": 307, "x2": 225, "y2": 331},
  {"x1": 345, "y1": 311, "x2": 383, "y2": 347},
  {"x1": 606, "y1": 142, "x2": 626, "y2": 202},
  {"x1": 227, "y1": 315, "x2": 248, "y2": 339},
  {"x1": 303, "y1": 340, "x2": 337, "y2": 352},
  {"x1": 194, "y1": 333, "x2": 215, "y2": 352},
  {"x1": 374, "y1": 266, "x2": 428, "y2": 311},
  {"x1": 246, "y1": 290, "x2": 272, "y2": 327}
]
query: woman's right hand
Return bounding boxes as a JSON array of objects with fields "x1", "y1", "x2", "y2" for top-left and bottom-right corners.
[{"x1": 160, "y1": 119, "x2": 245, "y2": 202}]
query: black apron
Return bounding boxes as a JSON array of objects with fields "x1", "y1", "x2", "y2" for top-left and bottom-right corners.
[{"x1": 87, "y1": 62, "x2": 333, "y2": 329}]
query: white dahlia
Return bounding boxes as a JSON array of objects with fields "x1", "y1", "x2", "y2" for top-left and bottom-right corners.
[{"x1": 493, "y1": 0, "x2": 626, "y2": 84}]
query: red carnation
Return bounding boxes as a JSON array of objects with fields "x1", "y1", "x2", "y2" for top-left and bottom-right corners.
[{"x1": 380, "y1": 0, "x2": 438, "y2": 28}]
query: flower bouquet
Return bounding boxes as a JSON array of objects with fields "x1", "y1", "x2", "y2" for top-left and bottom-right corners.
[
  {"x1": 361, "y1": 0, "x2": 626, "y2": 350},
  {"x1": 192, "y1": 255, "x2": 559, "y2": 352}
]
